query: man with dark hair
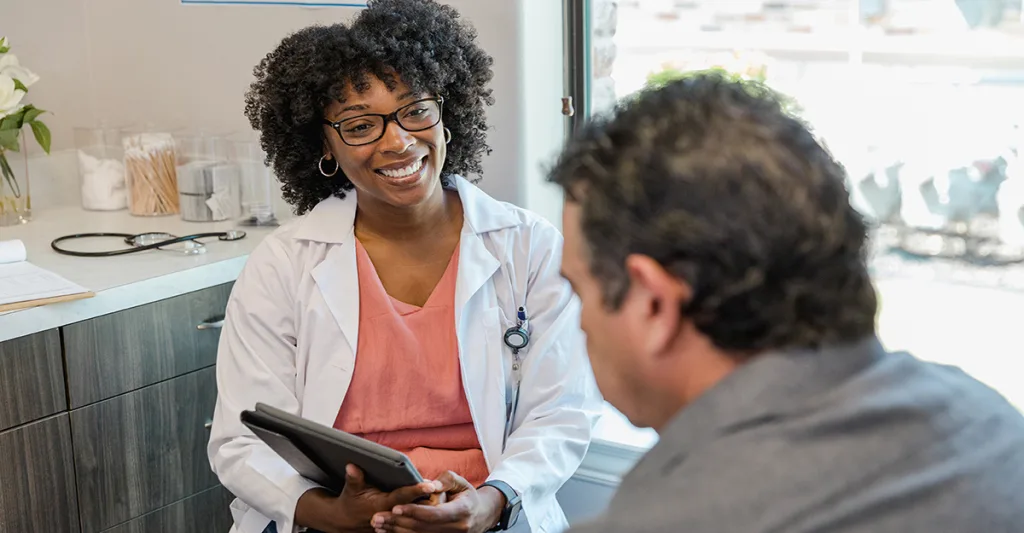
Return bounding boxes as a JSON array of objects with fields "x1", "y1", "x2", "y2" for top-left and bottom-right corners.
[{"x1": 552, "y1": 72, "x2": 1024, "y2": 532}]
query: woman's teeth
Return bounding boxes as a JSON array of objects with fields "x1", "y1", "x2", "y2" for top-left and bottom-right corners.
[{"x1": 379, "y1": 158, "x2": 424, "y2": 179}]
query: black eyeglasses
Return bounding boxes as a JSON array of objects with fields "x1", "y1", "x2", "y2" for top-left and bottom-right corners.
[{"x1": 322, "y1": 96, "x2": 444, "y2": 147}]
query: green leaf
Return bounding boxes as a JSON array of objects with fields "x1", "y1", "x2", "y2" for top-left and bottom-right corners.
[
  {"x1": 29, "y1": 120, "x2": 51, "y2": 154},
  {"x1": 0, "y1": 45, "x2": 8, "y2": 54},
  {"x1": 0, "y1": 108, "x2": 26, "y2": 131},
  {"x1": 0, "y1": 129, "x2": 20, "y2": 152},
  {"x1": 21, "y1": 106, "x2": 44, "y2": 124},
  {"x1": 12, "y1": 78, "x2": 27, "y2": 93}
]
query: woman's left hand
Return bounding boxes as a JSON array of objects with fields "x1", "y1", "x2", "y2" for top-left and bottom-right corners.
[{"x1": 370, "y1": 471, "x2": 505, "y2": 533}]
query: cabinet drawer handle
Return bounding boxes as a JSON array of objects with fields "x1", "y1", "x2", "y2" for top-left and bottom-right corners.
[
  {"x1": 204, "y1": 419, "x2": 213, "y2": 430},
  {"x1": 197, "y1": 318, "x2": 224, "y2": 330}
]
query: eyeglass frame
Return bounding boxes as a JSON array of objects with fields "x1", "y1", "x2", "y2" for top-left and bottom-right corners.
[{"x1": 322, "y1": 96, "x2": 445, "y2": 147}]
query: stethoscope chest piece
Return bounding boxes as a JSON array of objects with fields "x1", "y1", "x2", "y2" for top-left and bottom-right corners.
[{"x1": 131, "y1": 233, "x2": 207, "y2": 255}]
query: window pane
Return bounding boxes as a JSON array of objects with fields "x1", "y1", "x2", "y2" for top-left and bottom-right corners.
[{"x1": 585, "y1": 0, "x2": 1024, "y2": 410}]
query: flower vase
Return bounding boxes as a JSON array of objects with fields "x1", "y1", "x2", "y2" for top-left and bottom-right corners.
[{"x1": 0, "y1": 128, "x2": 31, "y2": 226}]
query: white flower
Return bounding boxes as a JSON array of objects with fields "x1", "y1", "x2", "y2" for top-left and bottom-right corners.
[
  {"x1": 0, "y1": 73, "x2": 26, "y2": 117},
  {"x1": 0, "y1": 54, "x2": 39, "y2": 88}
]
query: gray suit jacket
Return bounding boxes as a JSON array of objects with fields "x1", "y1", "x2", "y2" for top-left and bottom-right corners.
[{"x1": 570, "y1": 337, "x2": 1024, "y2": 532}]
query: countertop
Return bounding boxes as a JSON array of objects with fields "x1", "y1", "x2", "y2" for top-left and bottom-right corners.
[
  {"x1": 0, "y1": 206, "x2": 654, "y2": 478},
  {"x1": 0, "y1": 207, "x2": 281, "y2": 342}
]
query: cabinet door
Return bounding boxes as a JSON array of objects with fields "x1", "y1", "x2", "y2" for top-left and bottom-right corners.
[
  {"x1": 0, "y1": 414, "x2": 80, "y2": 532},
  {"x1": 71, "y1": 367, "x2": 220, "y2": 532},
  {"x1": 101, "y1": 485, "x2": 234, "y2": 533},
  {"x1": 63, "y1": 282, "x2": 232, "y2": 407},
  {"x1": 0, "y1": 329, "x2": 66, "y2": 431}
]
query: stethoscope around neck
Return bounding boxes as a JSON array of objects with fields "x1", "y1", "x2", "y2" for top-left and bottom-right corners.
[{"x1": 50, "y1": 230, "x2": 247, "y2": 257}]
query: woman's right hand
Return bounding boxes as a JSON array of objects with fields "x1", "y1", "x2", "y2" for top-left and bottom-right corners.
[{"x1": 296, "y1": 465, "x2": 442, "y2": 533}]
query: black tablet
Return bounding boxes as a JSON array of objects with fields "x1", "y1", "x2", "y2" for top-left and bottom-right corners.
[{"x1": 240, "y1": 402, "x2": 423, "y2": 494}]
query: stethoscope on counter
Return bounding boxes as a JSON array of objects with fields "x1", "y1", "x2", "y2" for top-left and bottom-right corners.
[
  {"x1": 50, "y1": 230, "x2": 246, "y2": 257},
  {"x1": 502, "y1": 306, "x2": 530, "y2": 446}
]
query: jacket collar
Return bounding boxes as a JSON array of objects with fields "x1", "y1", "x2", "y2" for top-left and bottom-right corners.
[
  {"x1": 292, "y1": 175, "x2": 520, "y2": 244},
  {"x1": 623, "y1": 336, "x2": 887, "y2": 486}
]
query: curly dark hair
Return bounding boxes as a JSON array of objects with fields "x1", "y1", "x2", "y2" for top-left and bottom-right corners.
[
  {"x1": 244, "y1": 0, "x2": 494, "y2": 214},
  {"x1": 549, "y1": 72, "x2": 877, "y2": 352}
]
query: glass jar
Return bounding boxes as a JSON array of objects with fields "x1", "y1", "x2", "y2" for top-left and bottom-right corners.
[
  {"x1": 175, "y1": 133, "x2": 241, "y2": 222},
  {"x1": 232, "y1": 138, "x2": 279, "y2": 227},
  {"x1": 74, "y1": 126, "x2": 127, "y2": 211},
  {"x1": 122, "y1": 131, "x2": 180, "y2": 216}
]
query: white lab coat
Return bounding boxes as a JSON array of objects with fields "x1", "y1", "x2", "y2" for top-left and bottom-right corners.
[{"x1": 208, "y1": 175, "x2": 603, "y2": 533}]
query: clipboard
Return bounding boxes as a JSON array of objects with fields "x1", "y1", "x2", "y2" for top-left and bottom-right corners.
[
  {"x1": 0, "y1": 250, "x2": 93, "y2": 312},
  {"x1": 0, "y1": 291, "x2": 95, "y2": 313},
  {"x1": 240, "y1": 402, "x2": 423, "y2": 494}
]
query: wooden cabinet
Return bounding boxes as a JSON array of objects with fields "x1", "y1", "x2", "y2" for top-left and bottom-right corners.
[
  {"x1": 63, "y1": 283, "x2": 232, "y2": 408},
  {"x1": 0, "y1": 282, "x2": 235, "y2": 532},
  {"x1": 0, "y1": 415, "x2": 81, "y2": 532},
  {"x1": 72, "y1": 367, "x2": 221, "y2": 532},
  {"x1": 0, "y1": 329, "x2": 66, "y2": 431},
  {"x1": 101, "y1": 485, "x2": 235, "y2": 533}
]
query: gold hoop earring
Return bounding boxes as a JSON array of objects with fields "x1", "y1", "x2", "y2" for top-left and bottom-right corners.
[
  {"x1": 444, "y1": 127, "x2": 452, "y2": 145},
  {"x1": 319, "y1": 154, "x2": 339, "y2": 177}
]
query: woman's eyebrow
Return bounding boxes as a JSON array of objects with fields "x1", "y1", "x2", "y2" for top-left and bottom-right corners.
[{"x1": 330, "y1": 91, "x2": 421, "y2": 120}]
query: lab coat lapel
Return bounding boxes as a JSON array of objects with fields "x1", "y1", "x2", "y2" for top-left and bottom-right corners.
[
  {"x1": 296, "y1": 195, "x2": 360, "y2": 360},
  {"x1": 454, "y1": 230, "x2": 500, "y2": 327},
  {"x1": 454, "y1": 229, "x2": 503, "y2": 468},
  {"x1": 452, "y1": 175, "x2": 517, "y2": 321},
  {"x1": 310, "y1": 235, "x2": 360, "y2": 359}
]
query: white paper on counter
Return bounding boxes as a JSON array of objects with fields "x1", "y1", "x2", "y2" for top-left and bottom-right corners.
[
  {"x1": 0, "y1": 239, "x2": 90, "y2": 307},
  {"x1": 0, "y1": 239, "x2": 27, "y2": 264}
]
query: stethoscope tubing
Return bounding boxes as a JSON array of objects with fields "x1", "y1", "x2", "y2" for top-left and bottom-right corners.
[{"x1": 51, "y1": 231, "x2": 245, "y2": 257}]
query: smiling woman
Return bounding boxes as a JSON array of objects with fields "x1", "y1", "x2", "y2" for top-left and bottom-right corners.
[
  {"x1": 209, "y1": 2, "x2": 602, "y2": 533},
  {"x1": 319, "y1": 80, "x2": 451, "y2": 219},
  {"x1": 243, "y1": 0, "x2": 493, "y2": 215}
]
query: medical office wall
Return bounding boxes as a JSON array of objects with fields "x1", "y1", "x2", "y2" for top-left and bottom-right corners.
[{"x1": 0, "y1": 0, "x2": 566, "y2": 222}]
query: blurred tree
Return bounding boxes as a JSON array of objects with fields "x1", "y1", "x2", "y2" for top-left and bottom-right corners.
[{"x1": 644, "y1": 64, "x2": 801, "y2": 116}]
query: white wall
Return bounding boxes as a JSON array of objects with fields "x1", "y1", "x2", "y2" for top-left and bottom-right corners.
[
  {"x1": 518, "y1": 0, "x2": 569, "y2": 228},
  {"x1": 0, "y1": 0, "x2": 566, "y2": 220}
]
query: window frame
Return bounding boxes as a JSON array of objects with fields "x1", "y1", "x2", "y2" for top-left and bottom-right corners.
[{"x1": 564, "y1": 0, "x2": 591, "y2": 137}]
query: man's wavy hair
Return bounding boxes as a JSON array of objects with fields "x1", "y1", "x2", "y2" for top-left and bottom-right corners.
[{"x1": 549, "y1": 72, "x2": 878, "y2": 352}]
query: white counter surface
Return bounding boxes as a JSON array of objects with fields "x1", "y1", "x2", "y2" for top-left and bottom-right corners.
[{"x1": 0, "y1": 207, "x2": 281, "y2": 342}]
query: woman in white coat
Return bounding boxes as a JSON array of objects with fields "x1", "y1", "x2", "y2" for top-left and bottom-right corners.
[{"x1": 207, "y1": 2, "x2": 602, "y2": 533}]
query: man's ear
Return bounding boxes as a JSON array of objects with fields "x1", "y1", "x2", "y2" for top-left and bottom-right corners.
[{"x1": 624, "y1": 254, "x2": 691, "y2": 357}]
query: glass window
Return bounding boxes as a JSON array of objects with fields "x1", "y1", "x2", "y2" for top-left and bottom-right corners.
[{"x1": 573, "y1": 0, "x2": 1024, "y2": 444}]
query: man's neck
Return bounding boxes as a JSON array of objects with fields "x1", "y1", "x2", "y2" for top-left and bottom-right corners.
[{"x1": 651, "y1": 346, "x2": 742, "y2": 433}]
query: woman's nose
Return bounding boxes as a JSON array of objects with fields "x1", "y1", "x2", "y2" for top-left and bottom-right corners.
[{"x1": 378, "y1": 120, "x2": 415, "y2": 153}]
